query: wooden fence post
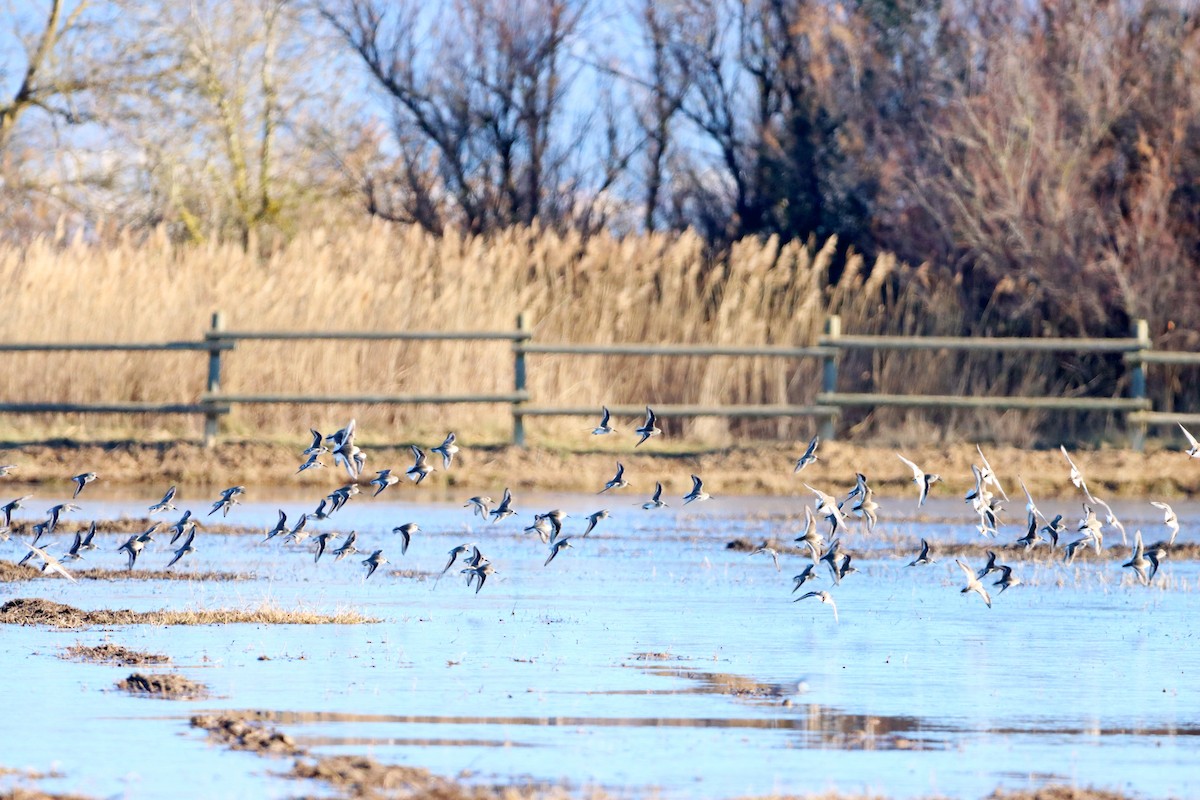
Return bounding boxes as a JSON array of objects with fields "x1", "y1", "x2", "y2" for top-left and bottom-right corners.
[
  {"x1": 820, "y1": 315, "x2": 841, "y2": 441},
  {"x1": 1130, "y1": 318, "x2": 1150, "y2": 453},
  {"x1": 204, "y1": 311, "x2": 225, "y2": 448},
  {"x1": 513, "y1": 312, "x2": 530, "y2": 447}
]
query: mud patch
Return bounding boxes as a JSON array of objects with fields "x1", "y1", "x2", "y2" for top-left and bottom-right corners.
[
  {"x1": 116, "y1": 672, "x2": 208, "y2": 700},
  {"x1": 190, "y1": 714, "x2": 303, "y2": 756},
  {"x1": 0, "y1": 598, "x2": 379, "y2": 629},
  {"x1": 986, "y1": 788, "x2": 1131, "y2": 800},
  {"x1": 0, "y1": 561, "x2": 253, "y2": 583},
  {"x1": 61, "y1": 643, "x2": 170, "y2": 666}
]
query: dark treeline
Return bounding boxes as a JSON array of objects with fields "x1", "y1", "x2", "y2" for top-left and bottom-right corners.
[{"x1": 2, "y1": 0, "x2": 1200, "y2": 350}]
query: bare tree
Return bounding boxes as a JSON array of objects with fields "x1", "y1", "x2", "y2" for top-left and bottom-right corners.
[{"x1": 322, "y1": 0, "x2": 600, "y2": 235}]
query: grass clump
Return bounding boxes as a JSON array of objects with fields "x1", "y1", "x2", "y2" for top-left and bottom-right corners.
[{"x1": 0, "y1": 598, "x2": 379, "y2": 629}]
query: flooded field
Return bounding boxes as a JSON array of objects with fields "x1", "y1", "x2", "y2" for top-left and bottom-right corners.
[{"x1": 1, "y1": 489, "x2": 1197, "y2": 799}]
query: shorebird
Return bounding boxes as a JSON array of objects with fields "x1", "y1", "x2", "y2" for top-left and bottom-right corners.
[
  {"x1": 907, "y1": 538, "x2": 935, "y2": 567},
  {"x1": 1063, "y1": 536, "x2": 1092, "y2": 563},
  {"x1": 582, "y1": 509, "x2": 609, "y2": 536},
  {"x1": 544, "y1": 537, "x2": 574, "y2": 566},
  {"x1": 835, "y1": 553, "x2": 859, "y2": 582},
  {"x1": 461, "y1": 560, "x2": 496, "y2": 593},
  {"x1": 297, "y1": 452, "x2": 325, "y2": 473},
  {"x1": 302, "y1": 428, "x2": 325, "y2": 456},
  {"x1": 45, "y1": 503, "x2": 80, "y2": 534},
  {"x1": 751, "y1": 543, "x2": 781, "y2": 571},
  {"x1": 1041, "y1": 514, "x2": 1066, "y2": 549},
  {"x1": 683, "y1": 475, "x2": 710, "y2": 505},
  {"x1": 327, "y1": 484, "x2": 359, "y2": 514},
  {"x1": 328, "y1": 419, "x2": 364, "y2": 479},
  {"x1": 1145, "y1": 539, "x2": 1168, "y2": 581},
  {"x1": 62, "y1": 529, "x2": 87, "y2": 562},
  {"x1": 442, "y1": 543, "x2": 478, "y2": 575},
  {"x1": 392, "y1": 523, "x2": 419, "y2": 555},
  {"x1": 117, "y1": 534, "x2": 146, "y2": 570},
  {"x1": 794, "y1": 590, "x2": 838, "y2": 622},
  {"x1": 1017, "y1": 478, "x2": 1046, "y2": 531},
  {"x1": 1078, "y1": 504, "x2": 1104, "y2": 552},
  {"x1": 975, "y1": 550, "x2": 1000, "y2": 579},
  {"x1": 849, "y1": 479, "x2": 879, "y2": 533},
  {"x1": 0, "y1": 464, "x2": 16, "y2": 478},
  {"x1": 333, "y1": 531, "x2": 359, "y2": 561},
  {"x1": 64, "y1": 522, "x2": 98, "y2": 560},
  {"x1": 1015, "y1": 518, "x2": 1043, "y2": 550},
  {"x1": 313, "y1": 531, "x2": 340, "y2": 563},
  {"x1": 641, "y1": 482, "x2": 668, "y2": 510},
  {"x1": 1180, "y1": 423, "x2": 1200, "y2": 458},
  {"x1": 992, "y1": 564, "x2": 1021, "y2": 593},
  {"x1": 1123, "y1": 530, "x2": 1151, "y2": 586},
  {"x1": 149, "y1": 486, "x2": 177, "y2": 514},
  {"x1": 792, "y1": 564, "x2": 819, "y2": 591},
  {"x1": 432, "y1": 432, "x2": 459, "y2": 470},
  {"x1": 793, "y1": 506, "x2": 824, "y2": 554},
  {"x1": 601, "y1": 462, "x2": 629, "y2": 493},
  {"x1": 263, "y1": 510, "x2": 289, "y2": 542},
  {"x1": 1059, "y1": 445, "x2": 1093, "y2": 501},
  {"x1": 371, "y1": 469, "x2": 400, "y2": 497},
  {"x1": 975, "y1": 445, "x2": 1009, "y2": 501},
  {"x1": 1092, "y1": 496, "x2": 1127, "y2": 546},
  {"x1": 165, "y1": 529, "x2": 197, "y2": 569},
  {"x1": 794, "y1": 434, "x2": 819, "y2": 473},
  {"x1": 71, "y1": 472, "x2": 97, "y2": 498},
  {"x1": 406, "y1": 446, "x2": 434, "y2": 485},
  {"x1": 208, "y1": 486, "x2": 245, "y2": 518},
  {"x1": 896, "y1": 454, "x2": 940, "y2": 507},
  {"x1": 634, "y1": 406, "x2": 661, "y2": 446},
  {"x1": 464, "y1": 496, "x2": 492, "y2": 520},
  {"x1": 538, "y1": 509, "x2": 569, "y2": 540},
  {"x1": 956, "y1": 559, "x2": 992, "y2": 608},
  {"x1": 489, "y1": 488, "x2": 516, "y2": 523},
  {"x1": 24, "y1": 542, "x2": 76, "y2": 582},
  {"x1": 2, "y1": 495, "x2": 31, "y2": 527},
  {"x1": 1150, "y1": 501, "x2": 1180, "y2": 545},
  {"x1": 285, "y1": 513, "x2": 310, "y2": 545},
  {"x1": 804, "y1": 483, "x2": 845, "y2": 536},
  {"x1": 362, "y1": 549, "x2": 387, "y2": 579},
  {"x1": 592, "y1": 406, "x2": 616, "y2": 435},
  {"x1": 819, "y1": 538, "x2": 844, "y2": 582}
]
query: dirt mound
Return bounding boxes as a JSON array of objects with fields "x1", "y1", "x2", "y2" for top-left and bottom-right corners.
[
  {"x1": 116, "y1": 672, "x2": 208, "y2": 700},
  {"x1": 0, "y1": 598, "x2": 125, "y2": 628},
  {"x1": 0, "y1": 561, "x2": 42, "y2": 582},
  {"x1": 62, "y1": 643, "x2": 169, "y2": 665},
  {"x1": 190, "y1": 714, "x2": 302, "y2": 756}
]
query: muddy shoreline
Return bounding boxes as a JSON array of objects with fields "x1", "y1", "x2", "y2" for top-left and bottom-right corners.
[{"x1": 0, "y1": 440, "x2": 1195, "y2": 499}]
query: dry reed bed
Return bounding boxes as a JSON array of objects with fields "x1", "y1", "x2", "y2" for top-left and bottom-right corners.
[{"x1": 0, "y1": 223, "x2": 1081, "y2": 445}]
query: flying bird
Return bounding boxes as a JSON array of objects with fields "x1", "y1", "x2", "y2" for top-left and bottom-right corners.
[
  {"x1": 634, "y1": 406, "x2": 661, "y2": 447},
  {"x1": 592, "y1": 406, "x2": 615, "y2": 435},
  {"x1": 794, "y1": 590, "x2": 838, "y2": 623},
  {"x1": 683, "y1": 475, "x2": 710, "y2": 505},
  {"x1": 896, "y1": 454, "x2": 940, "y2": 507},
  {"x1": 432, "y1": 432, "x2": 459, "y2": 470},
  {"x1": 148, "y1": 485, "x2": 177, "y2": 514},
  {"x1": 71, "y1": 472, "x2": 97, "y2": 498},
  {"x1": 956, "y1": 559, "x2": 993, "y2": 608},
  {"x1": 794, "y1": 434, "x2": 819, "y2": 473}
]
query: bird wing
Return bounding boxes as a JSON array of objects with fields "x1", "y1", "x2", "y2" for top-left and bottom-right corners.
[
  {"x1": 1181, "y1": 423, "x2": 1200, "y2": 449},
  {"x1": 896, "y1": 454, "x2": 921, "y2": 479}
]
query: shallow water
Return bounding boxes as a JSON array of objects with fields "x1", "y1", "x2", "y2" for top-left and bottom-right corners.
[{"x1": 2, "y1": 488, "x2": 1198, "y2": 798}]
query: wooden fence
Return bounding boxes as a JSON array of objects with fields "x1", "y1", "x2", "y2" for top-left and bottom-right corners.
[{"x1": 2, "y1": 312, "x2": 1197, "y2": 450}]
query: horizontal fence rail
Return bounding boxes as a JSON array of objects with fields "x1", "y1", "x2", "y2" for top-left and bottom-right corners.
[{"x1": 1, "y1": 311, "x2": 1197, "y2": 450}]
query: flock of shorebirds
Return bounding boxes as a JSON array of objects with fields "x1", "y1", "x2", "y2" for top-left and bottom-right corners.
[{"x1": 1, "y1": 408, "x2": 1195, "y2": 621}]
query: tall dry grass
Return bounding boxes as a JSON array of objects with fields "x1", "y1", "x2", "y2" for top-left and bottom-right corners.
[{"x1": 0, "y1": 223, "x2": 1084, "y2": 446}]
